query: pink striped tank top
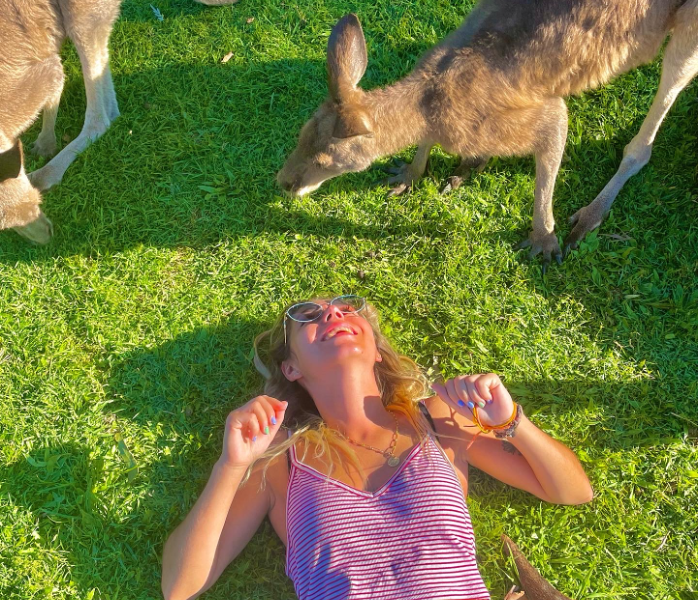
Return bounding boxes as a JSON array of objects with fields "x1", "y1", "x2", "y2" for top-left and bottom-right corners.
[{"x1": 285, "y1": 434, "x2": 491, "y2": 600}]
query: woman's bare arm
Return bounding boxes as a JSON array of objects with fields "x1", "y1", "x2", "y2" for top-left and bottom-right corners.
[
  {"x1": 162, "y1": 396, "x2": 287, "y2": 600},
  {"x1": 161, "y1": 460, "x2": 272, "y2": 600},
  {"x1": 428, "y1": 374, "x2": 593, "y2": 505}
]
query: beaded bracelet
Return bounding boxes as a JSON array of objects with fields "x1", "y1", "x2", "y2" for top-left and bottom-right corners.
[
  {"x1": 471, "y1": 402, "x2": 523, "y2": 439},
  {"x1": 493, "y1": 404, "x2": 523, "y2": 438}
]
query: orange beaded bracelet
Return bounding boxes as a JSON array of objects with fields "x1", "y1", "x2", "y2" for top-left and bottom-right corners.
[{"x1": 471, "y1": 402, "x2": 519, "y2": 434}]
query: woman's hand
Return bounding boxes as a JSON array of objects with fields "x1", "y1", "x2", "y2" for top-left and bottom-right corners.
[
  {"x1": 220, "y1": 395, "x2": 287, "y2": 469},
  {"x1": 431, "y1": 373, "x2": 515, "y2": 428}
]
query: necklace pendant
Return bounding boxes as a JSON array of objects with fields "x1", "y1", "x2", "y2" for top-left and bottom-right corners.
[{"x1": 387, "y1": 456, "x2": 400, "y2": 468}]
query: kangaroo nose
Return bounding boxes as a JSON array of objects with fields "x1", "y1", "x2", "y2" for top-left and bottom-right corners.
[{"x1": 276, "y1": 170, "x2": 294, "y2": 191}]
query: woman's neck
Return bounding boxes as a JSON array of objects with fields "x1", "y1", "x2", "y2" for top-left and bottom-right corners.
[{"x1": 302, "y1": 365, "x2": 392, "y2": 441}]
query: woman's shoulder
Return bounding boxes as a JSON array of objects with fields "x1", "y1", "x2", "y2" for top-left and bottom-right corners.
[
  {"x1": 420, "y1": 395, "x2": 480, "y2": 448},
  {"x1": 420, "y1": 395, "x2": 452, "y2": 424},
  {"x1": 253, "y1": 429, "x2": 291, "y2": 507}
]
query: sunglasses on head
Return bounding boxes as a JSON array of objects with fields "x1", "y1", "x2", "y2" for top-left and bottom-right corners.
[{"x1": 283, "y1": 294, "x2": 366, "y2": 344}]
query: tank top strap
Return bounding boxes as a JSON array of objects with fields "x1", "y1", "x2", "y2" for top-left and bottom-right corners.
[{"x1": 286, "y1": 428, "x2": 298, "y2": 472}]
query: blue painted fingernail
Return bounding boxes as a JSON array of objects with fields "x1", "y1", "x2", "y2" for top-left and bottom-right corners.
[
  {"x1": 467, "y1": 401, "x2": 475, "y2": 409},
  {"x1": 252, "y1": 436, "x2": 257, "y2": 442},
  {"x1": 457, "y1": 400, "x2": 466, "y2": 407},
  {"x1": 478, "y1": 401, "x2": 486, "y2": 408},
  {"x1": 271, "y1": 416, "x2": 277, "y2": 425}
]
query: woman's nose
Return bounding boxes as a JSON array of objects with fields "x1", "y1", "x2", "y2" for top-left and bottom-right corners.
[{"x1": 323, "y1": 304, "x2": 345, "y2": 321}]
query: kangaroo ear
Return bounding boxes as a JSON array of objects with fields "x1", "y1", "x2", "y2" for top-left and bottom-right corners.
[
  {"x1": 0, "y1": 140, "x2": 23, "y2": 183},
  {"x1": 332, "y1": 107, "x2": 373, "y2": 139},
  {"x1": 327, "y1": 14, "x2": 368, "y2": 103}
]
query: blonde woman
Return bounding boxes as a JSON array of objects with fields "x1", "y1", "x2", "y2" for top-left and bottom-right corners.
[{"x1": 161, "y1": 295, "x2": 593, "y2": 600}]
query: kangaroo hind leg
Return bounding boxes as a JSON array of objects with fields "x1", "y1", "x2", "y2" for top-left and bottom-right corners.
[
  {"x1": 29, "y1": 2, "x2": 119, "y2": 190},
  {"x1": 441, "y1": 156, "x2": 490, "y2": 194},
  {"x1": 564, "y1": 0, "x2": 698, "y2": 253}
]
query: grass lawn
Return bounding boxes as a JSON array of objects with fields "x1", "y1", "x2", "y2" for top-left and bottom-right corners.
[{"x1": 0, "y1": 0, "x2": 697, "y2": 598}]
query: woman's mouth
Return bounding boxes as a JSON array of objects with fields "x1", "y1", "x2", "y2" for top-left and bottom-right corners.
[{"x1": 321, "y1": 325, "x2": 357, "y2": 341}]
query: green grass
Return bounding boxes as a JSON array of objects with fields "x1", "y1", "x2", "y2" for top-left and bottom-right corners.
[{"x1": 0, "y1": 0, "x2": 697, "y2": 598}]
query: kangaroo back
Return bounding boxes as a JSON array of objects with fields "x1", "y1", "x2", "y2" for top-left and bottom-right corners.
[{"x1": 425, "y1": 0, "x2": 681, "y2": 97}]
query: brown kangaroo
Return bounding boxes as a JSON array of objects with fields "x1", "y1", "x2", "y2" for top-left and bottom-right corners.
[
  {"x1": 0, "y1": 0, "x2": 121, "y2": 244},
  {"x1": 277, "y1": 1, "x2": 698, "y2": 269},
  {"x1": 501, "y1": 535, "x2": 574, "y2": 600}
]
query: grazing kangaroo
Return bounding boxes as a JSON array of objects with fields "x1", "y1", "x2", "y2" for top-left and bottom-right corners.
[
  {"x1": 501, "y1": 535, "x2": 573, "y2": 600},
  {"x1": 0, "y1": 0, "x2": 121, "y2": 244},
  {"x1": 277, "y1": 1, "x2": 698, "y2": 269}
]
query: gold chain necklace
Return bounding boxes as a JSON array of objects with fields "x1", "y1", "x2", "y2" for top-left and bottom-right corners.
[{"x1": 345, "y1": 412, "x2": 401, "y2": 468}]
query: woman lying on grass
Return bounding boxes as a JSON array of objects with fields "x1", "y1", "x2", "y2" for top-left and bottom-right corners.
[{"x1": 161, "y1": 295, "x2": 593, "y2": 600}]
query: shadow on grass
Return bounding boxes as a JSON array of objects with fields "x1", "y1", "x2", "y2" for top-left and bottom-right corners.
[{"x1": 0, "y1": 315, "x2": 295, "y2": 600}]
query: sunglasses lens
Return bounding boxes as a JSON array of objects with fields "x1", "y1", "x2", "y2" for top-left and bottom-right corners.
[
  {"x1": 288, "y1": 302, "x2": 323, "y2": 322},
  {"x1": 331, "y1": 295, "x2": 365, "y2": 313}
]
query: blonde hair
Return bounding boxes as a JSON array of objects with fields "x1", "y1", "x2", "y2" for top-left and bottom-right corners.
[{"x1": 250, "y1": 296, "x2": 432, "y2": 482}]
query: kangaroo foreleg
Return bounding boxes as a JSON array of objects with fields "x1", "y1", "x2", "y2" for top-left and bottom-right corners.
[
  {"x1": 517, "y1": 98, "x2": 567, "y2": 272},
  {"x1": 382, "y1": 143, "x2": 433, "y2": 197}
]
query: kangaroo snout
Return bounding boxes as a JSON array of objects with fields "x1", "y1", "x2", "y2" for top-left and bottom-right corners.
[
  {"x1": 14, "y1": 211, "x2": 54, "y2": 245},
  {"x1": 276, "y1": 161, "x2": 327, "y2": 197},
  {"x1": 276, "y1": 168, "x2": 299, "y2": 195}
]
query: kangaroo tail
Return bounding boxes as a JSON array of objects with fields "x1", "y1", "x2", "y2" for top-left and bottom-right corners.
[{"x1": 501, "y1": 535, "x2": 574, "y2": 600}]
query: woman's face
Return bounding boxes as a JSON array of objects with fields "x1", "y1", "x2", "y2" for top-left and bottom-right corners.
[{"x1": 282, "y1": 299, "x2": 381, "y2": 381}]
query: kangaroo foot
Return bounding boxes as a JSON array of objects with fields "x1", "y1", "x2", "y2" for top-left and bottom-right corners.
[
  {"x1": 563, "y1": 202, "x2": 609, "y2": 257},
  {"x1": 441, "y1": 157, "x2": 489, "y2": 194},
  {"x1": 31, "y1": 134, "x2": 58, "y2": 158},
  {"x1": 501, "y1": 534, "x2": 573, "y2": 600},
  {"x1": 516, "y1": 230, "x2": 563, "y2": 275},
  {"x1": 28, "y1": 163, "x2": 62, "y2": 191},
  {"x1": 379, "y1": 159, "x2": 425, "y2": 198}
]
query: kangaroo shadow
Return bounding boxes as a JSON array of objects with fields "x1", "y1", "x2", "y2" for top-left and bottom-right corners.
[
  {"x1": 3, "y1": 54, "x2": 444, "y2": 262},
  {"x1": 103, "y1": 314, "x2": 297, "y2": 598},
  {"x1": 0, "y1": 315, "x2": 297, "y2": 599}
]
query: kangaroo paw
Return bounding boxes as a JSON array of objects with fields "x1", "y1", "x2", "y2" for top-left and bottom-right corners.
[
  {"x1": 515, "y1": 230, "x2": 563, "y2": 275},
  {"x1": 441, "y1": 175, "x2": 465, "y2": 195},
  {"x1": 378, "y1": 160, "x2": 422, "y2": 198},
  {"x1": 563, "y1": 204, "x2": 608, "y2": 257}
]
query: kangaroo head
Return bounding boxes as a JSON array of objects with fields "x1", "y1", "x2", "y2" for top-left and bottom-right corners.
[
  {"x1": 0, "y1": 140, "x2": 53, "y2": 244},
  {"x1": 277, "y1": 14, "x2": 378, "y2": 196}
]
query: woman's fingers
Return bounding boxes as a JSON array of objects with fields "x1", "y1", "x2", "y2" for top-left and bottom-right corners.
[
  {"x1": 227, "y1": 396, "x2": 288, "y2": 443},
  {"x1": 461, "y1": 379, "x2": 486, "y2": 408},
  {"x1": 445, "y1": 377, "x2": 471, "y2": 409},
  {"x1": 475, "y1": 374, "x2": 498, "y2": 402},
  {"x1": 245, "y1": 412, "x2": 261, "y2": 441},
  {"x1": 432, "y1": 380, "x2": 475, "y2": 421}
]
